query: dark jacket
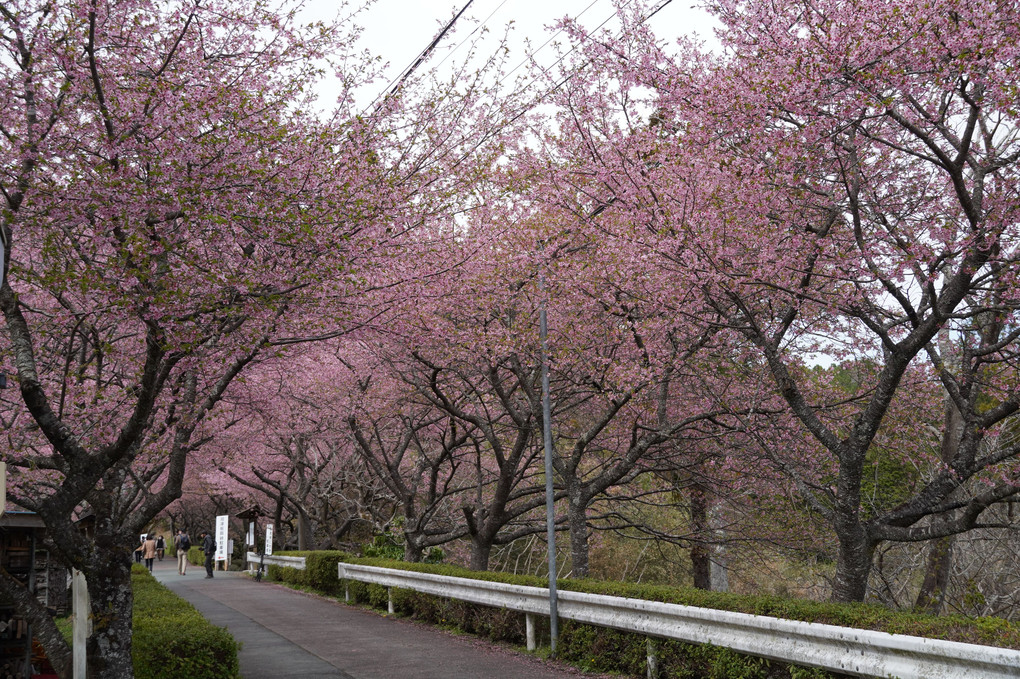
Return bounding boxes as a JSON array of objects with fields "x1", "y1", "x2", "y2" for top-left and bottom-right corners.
[{"x1": 202, "y1": 533, "x2": 216, "y2": 555}]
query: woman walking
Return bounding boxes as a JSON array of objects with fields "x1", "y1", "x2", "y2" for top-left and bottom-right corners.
[{"x1": 142, "y1": 534, "x2": 158, "y2": 573}]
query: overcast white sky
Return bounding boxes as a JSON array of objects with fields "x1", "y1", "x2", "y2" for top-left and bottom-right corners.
[{"x1": 300, "y1": 0, "x2": 719, "y2": 110}]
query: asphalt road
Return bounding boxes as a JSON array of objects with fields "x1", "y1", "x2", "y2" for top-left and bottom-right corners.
[{"x1": 153, "y1": 558, "x2": 615, "y2": 679}]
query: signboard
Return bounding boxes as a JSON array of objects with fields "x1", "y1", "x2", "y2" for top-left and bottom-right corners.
[
  {"x1": 72, "y1": 569, "x2": 89, "y2": 679},
  {"x1": 214, "y1": 515, "x2": 229, "y2": 562},
  {"x1": 265, "y1": 524, "x2": 274, "y2": 556},
  {"x1": 247, "y1": 521, "x2": 255, "y2": 547}
]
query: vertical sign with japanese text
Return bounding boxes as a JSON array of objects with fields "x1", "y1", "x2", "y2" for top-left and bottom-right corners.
[
  {"x1": 215, "y1": 515, "x2": 229, "y2": 562},
  {"x1": 265, "y1": 524, "x2": 274, "y2": 556}
]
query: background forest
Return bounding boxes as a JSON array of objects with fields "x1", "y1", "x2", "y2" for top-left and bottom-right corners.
[{"x1": 1, "y1": 0, "x2": 1019, "y2": 676}]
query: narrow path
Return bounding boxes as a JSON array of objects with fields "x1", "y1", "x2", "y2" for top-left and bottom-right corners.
[{"x1": 152, "y1": 558, "x2": 612, "y2": 679}]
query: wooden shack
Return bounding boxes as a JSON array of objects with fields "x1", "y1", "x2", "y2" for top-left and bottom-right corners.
[{"x1": 0, "y1": 512, "x2": 65, "y2": 679}]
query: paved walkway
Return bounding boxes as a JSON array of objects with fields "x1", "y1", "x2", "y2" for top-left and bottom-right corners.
[{"x1": 152, "y1": 558, "x2": 611, "y2": 679}]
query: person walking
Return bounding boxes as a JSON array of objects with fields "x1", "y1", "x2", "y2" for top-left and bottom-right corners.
[
  {"x1": 175, "y1": 529, "x2": 191, "y2": 575},
  {"x1": 200, "y1": 531, "x2": 216, "y2": 578},
  {"x1": 155, "y1": 534, "x2": 166, "y2": 561},
  {"x1": 141, "y1": 534, "x2": 158, "y2": 573}
]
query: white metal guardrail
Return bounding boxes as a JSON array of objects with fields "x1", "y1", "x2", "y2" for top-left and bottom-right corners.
[
  {"x1": 245, "y1": 552, "x2": 306, "y2": 571},
  {"x1": 336, "y1": 562, "x2": 1020, "y2": 679}
]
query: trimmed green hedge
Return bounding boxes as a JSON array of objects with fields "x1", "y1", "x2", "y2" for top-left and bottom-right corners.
[
  {"x1": 265, "y1": 552, "x2": 1020, "y2": 679},
  {"x1": 264, "y1": 550, "x2": 349, "y2": 597},
  {"x1": 132, "y1": 564, "x2": 240, "y2": 679}
]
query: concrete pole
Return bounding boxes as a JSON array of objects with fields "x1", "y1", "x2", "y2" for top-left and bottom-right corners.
[{"x1": 539, "y1": 272, "x2": 559, "y2": 656}]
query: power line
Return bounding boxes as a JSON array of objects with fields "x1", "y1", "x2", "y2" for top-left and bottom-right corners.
[
  {"x1": 364, "y1": 0, "x2": 477, "y2": 115},
  {"x1": 494, "y1": 0, "x2": 605, "y2": 88},
  {"x1": 442, "y1": 0, "x2": 676, "y2": 177},
  {"x1": 390, "y1": 0, "x2": 476, "y2": 97},
  {"x1": 363, "y1": 0, "x2": 615, "y2": 118},
  {"x1": 431, "y1": 0, "x2": 514, "y2": 73},
  {"x1": 644, "y1": 0, "x2": 673, "y2": 21},
  {"x1": 360, "y1": 0, "x2": 677, "y2": 190},
  {"x1": 496, "y1": 0, "x2": 652, "y2": 94}
]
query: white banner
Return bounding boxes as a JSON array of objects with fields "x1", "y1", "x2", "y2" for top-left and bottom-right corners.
[
  {"x1": 265, "y1": 524, "x2": 274, "y2": 556},
  {"x1": 247, "y1": 522, "x2": 255, "y2": 547},
  {"x1": 215, "y1": 515, "x2": 229, "y2": 562}
]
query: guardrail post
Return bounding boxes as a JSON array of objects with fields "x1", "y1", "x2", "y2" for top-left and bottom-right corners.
[
  {"x1": 388, "y1": 587, "x2": 395, "y2": 614},
  {"x1": 526, "y1": 613, "x2": 536, "y2": 651},
  {"x1": 345, "y1": 582, "x2": 350, "y2": 603},
  {"x1": 646, "y1": 637, "x2": 659, "y2": 679}
]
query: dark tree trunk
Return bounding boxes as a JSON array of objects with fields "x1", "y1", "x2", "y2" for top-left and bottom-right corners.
[
  {"x1": 831, "y1": 524, "x2": 875, "y2": 602},
  {"x1": 85, "y1": 548, "x2": 135, "y2": 679},
  {"x1": 297, "y1": 510, "x2": 313, "y2": 551},
  {"x1": 567, "y1": 490, "x2": 589, "y2": 578},
  {"x1": 469, "y1": 539, "x2": 492, "y2": 571},
  {"x1": 689, "y1": 484, "x2": 711, "y2": 590},
  {"x1": 462, "y1": 505, "x2": 495, "y2": 571},
  {"x1": 915, "y1": 393, "x2": 963, "y2": 613},
  {"x1": 915, "y1": 537, "x2": 954, "y2": 613},
  {"x1": 403, "y1": 538, "x2": 423, "y2": 563}
]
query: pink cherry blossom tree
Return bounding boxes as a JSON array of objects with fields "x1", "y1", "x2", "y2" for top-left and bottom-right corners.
[
  {"x1": 0, "y1": 0, "x2": 398, "y2": 674},
  {"x1": 566, "y1": 0, "x2": 1020, "y2": 601},
  {"x1": 341, "y1": 342, "x2": 475, "y2": 562},
  {"x1": 496, "y1": 27, "x2": 798, "y2": 582},
  {"x1": 204, "y1": 347, "x2": 402, "y2": 551}
]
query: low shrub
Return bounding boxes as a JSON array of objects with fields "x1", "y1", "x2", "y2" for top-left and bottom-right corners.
[
  {"x1": 264, "y1": 550, "x2": 352, "y2": 596},
  {"x1": 131, "y1": 564, "x2": 240, "y2": 679}
]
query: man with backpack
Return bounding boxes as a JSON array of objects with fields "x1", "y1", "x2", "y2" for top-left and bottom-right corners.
[
  {"x1": 200, "y1": 531, "x2": 216, "y2": 578},
  {"x1": 175, "y1": 529, "x2": 191, "y2": 575}
]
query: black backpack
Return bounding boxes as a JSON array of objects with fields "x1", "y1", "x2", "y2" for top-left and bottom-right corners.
[{"x1": 180, "y1": 534, "x2": 191, "y2": 550}]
